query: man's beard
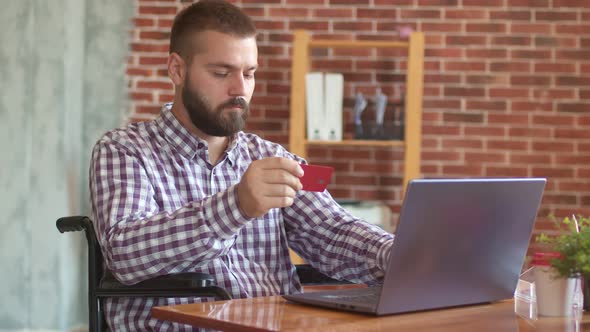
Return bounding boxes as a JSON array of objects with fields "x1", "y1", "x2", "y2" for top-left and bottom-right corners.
[{"x1": 182, "y1": 76, "x2": 249, "y2": 137}]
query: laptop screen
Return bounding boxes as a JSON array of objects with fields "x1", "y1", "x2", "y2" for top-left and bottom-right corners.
[{"x1": 377, "y1": 178, "x2": 545, "y2": 315}]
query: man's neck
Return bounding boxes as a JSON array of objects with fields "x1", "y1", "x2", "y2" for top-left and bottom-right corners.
[
  {"x1": 206, "y1": 136, "x2": 230, "y2": 165},
  {"x1": 170, "y1": 102, "x2": 229, "y2": 165}
]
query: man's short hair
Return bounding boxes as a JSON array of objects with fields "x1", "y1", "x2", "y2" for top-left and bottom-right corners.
[{"x1": 170, "y1": 0, "x2": 257, "y2": 59}]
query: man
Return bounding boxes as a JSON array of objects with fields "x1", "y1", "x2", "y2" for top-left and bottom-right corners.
[{"x1": 90, "y1": 0, "x2": 394, "y2": 330}]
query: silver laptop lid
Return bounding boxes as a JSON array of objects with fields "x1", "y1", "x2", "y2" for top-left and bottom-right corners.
[{"x1": 377, "y1": 178, "x2": 545, "y2": 315}]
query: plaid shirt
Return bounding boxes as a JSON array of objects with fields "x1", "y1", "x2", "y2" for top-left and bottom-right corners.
[{"x1": 90, "y1": 104, "x2": 394, "y2": 331}]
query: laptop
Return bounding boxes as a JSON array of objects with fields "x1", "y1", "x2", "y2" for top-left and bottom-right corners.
[{"x1": 284, "y1": 178, "x2": 546, "y2": 315}]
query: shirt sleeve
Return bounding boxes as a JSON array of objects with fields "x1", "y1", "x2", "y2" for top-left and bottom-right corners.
[
  {"x1": 89, "y1": 138, "x2": 252, "y2": 285},
  {"x1": 284, "y1": 189, "x2": 394, "y2": 285}
]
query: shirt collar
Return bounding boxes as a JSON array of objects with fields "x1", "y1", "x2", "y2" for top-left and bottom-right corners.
[{"x1": 156, "y1": 103, "x2": 241, "y2": 164}]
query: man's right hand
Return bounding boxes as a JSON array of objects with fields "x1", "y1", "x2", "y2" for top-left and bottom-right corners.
[{"x1": 237, "y1": 157, "x2": 304, "y2": 218}]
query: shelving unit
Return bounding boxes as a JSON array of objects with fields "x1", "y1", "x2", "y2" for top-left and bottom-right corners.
[
  {"x1": 287, "y1": 30, "x2": 424, "y2": 265},
  {"x1": 288, "y1": 30, "x2": 424, "y2": 194}
]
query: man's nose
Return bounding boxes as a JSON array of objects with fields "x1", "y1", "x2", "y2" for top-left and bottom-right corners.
[{"x1": 228, "y1": 73, "x2": 246, "y2": 96}]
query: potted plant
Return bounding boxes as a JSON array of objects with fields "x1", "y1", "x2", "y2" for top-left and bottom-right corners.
[{"x1": 536, "y1": 215, "x2": 590, "y2": 310}]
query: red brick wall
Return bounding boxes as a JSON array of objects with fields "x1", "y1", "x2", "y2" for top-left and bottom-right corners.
[{"x1": 128, "y1": 0, "x2": 590, "y2": 242}]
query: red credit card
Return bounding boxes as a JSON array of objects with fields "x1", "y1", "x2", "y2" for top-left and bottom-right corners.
[{"x1": 299, "y1": 164, "x2": 334, "y2": 192}]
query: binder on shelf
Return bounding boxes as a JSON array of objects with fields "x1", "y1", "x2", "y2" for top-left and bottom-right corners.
[
  {"x1": 324, "y1": 73, "x2": 343, "y2": 141},
  {"x1": 305, "y1": 72, "x2": 325, "y2": 140}
]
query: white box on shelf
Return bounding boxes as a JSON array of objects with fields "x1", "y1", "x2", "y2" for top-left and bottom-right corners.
[
  {"x1": 324, "y1": 73, "x2": 343, "y2": 141},
  {"x1": 305, "y1": 72, "x2": 326, "y2": 140}
]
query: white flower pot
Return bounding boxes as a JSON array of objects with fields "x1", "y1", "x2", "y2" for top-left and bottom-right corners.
[{"x1": 534, "y1": 266, "x2": 581, "y2": 317}]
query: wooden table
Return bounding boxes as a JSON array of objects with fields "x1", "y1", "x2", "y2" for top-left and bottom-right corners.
[{"x1": 152, "y1": 285, "x2": 590, "y2": 331}]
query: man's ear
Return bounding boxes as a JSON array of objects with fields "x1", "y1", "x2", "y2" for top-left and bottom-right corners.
[{"x1": 168, "y1": 52, "x2": 186, "y2": 86}]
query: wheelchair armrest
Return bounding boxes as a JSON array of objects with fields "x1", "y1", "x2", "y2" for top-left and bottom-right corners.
[
  {"x1": 98, "y1": 271, "x2": 232, "y2": 300},
  {"x1": 56, "y1": 216, "x2": 92, "y2": 233},
  {"x1": 295, "y1": 264, "x2": 353, "y2": 285},
  {"x1": 56, "y1": 216, "x2": 231, "y2": 300},
  {"x1": 101, "y1": 271, "x2": 216, "y2": 289}
]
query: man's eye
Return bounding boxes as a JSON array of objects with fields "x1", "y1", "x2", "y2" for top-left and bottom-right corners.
[
  {"x1": 213, "y1": 72, "x2": 229, "y2": 78},
  {"x1": 244, "y1": 72, "x2": 255, "y2": 79}
]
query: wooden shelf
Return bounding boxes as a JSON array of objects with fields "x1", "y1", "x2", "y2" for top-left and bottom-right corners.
[
  {"x1": 287, "y1": 30, "x2": 424, "y2": 264},
  {"x1": 288, "y1": 30, "x2": 424, "y2": 195},
  {"x1": 305, "y1": 139, "x2": 405, "y2": 148}
]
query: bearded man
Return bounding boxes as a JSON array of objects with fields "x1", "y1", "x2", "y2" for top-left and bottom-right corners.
[{"x1": 89, "y1": 1, "x2": 394, "y2": 330}]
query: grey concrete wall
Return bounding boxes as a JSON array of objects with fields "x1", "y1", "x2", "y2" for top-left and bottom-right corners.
[{"x1": 0, "y1": 0, "x2": 132, "y2": 329}]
